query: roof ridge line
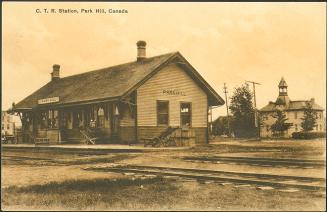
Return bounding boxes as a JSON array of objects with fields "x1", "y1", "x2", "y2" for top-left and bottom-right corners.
[{"x1": 60, "y1": 52, "x2": 178, "y2": 80}]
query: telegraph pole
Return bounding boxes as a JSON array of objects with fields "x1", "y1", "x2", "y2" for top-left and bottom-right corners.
[
  {"x1": 245, "y1": 80, "x2": 261, "y2": 139},
  {"x1": 210, "y1": 107, "x2": 213, "y2": 137},
  {"x1": 223, "y1": 83, "x2": 231, "y2": 136}
]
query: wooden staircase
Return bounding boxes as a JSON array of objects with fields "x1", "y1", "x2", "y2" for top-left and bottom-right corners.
[
  {"x1": 80, "y1": 127, "x2": 99, "y2": 145},
  {"x1": 143, "y1": 127, "x2": 179, "y2": 147},
  {"x1": 143, "y1": 127, "x2": 196, "y2": 147}
]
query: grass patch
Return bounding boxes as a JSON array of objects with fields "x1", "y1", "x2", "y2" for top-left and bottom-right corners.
[
  {"x1": 2, "y1": 177, "x2": 325, "y2": 211},
  {"x1": 5, "y1": 177, "x2": 164, "y2": 193},
  {"x1": 2, "y1": 177, "x2": 182, "y2": 210}
]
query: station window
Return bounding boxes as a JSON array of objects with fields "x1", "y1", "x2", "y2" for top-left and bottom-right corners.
[
  {"x1": 181, "y1": 102, "x2": 191, "y2": 127},
  {"x1": 295, "y1": 124, "x2": 298, "y2": 132},
  {"x1": 40, "y1": 111, "x2": 48, "y2": 129},
  {"x1": 48, "y1": 110, "x2": 59, "y2": 129},
  {"x1": 157, "y1": 101, "x2": 169, "y2": 125},
  {"x1": 97, "y1": 107, "x2": 105, "y2": 128}
]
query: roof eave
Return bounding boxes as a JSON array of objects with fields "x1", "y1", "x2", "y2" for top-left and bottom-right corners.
[
  {"x1": 175, "y1": 52, "x2": 225, "y2": 105},
  {"x1": 14, "y1": 96, "x2": 121, "y2": 111},
  {"x1": 12, "y1": 107, "x2": 33, "y2": 112}
]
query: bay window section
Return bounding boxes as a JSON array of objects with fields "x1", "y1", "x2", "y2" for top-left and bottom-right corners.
[{"x1": 48, "y1": 109, "x2": 59, "y2": 129}]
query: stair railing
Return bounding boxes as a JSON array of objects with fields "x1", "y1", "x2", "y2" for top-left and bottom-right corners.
[{"x1": 80, "y1": 129, "x2": 97, "y2": 145}]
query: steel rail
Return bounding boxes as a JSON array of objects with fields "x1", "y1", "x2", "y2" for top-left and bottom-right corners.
[
  {"x1": 87, "y1": 165, "x2": 326, "y2": 191},
  {"x1": 183, "y1": 156, "x2": 325, "y2": 167}
]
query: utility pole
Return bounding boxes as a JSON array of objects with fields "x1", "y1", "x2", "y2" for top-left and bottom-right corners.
[
  {"x1": 210, "y1": 107, "x2": 213, "y2": 137},
  {"x1": 223, "y1": 83, "x2": 231, "y2": 137},
  {"x1": 246, "y1": 80, "x2": 261, "y2": 139}
]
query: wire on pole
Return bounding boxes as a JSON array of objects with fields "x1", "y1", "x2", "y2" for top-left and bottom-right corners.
[{"x1": 245, "y1": 80, "x2": 261, "y2": 139}]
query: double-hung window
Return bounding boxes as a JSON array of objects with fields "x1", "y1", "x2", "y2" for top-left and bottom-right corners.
[
  {"x1": 157, "y1": 101, "x2": 169, "y2": 125},
  {"x1": 181, "y1": 102, "x2": 191, "y2": 127}
]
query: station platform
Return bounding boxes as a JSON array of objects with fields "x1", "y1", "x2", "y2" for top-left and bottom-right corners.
[{"x1": 1, "y1": 143, "x2": 189, "y2": 153}]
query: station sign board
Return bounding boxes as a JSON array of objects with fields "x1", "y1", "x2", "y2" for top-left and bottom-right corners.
[{"x1": 38, "y1": 97, "x2": 60, "y2": 105}]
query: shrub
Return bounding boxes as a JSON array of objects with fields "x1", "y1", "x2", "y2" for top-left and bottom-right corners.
[{"x1": 292, "y1": 131, "x2": 326, "y2": 139}]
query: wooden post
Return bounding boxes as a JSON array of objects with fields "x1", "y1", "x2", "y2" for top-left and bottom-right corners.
[
  {"x1": 206, "y1": 99, "x2": 209, "y2": 144},
  {"x1": 223, "y1": 83, "x2": 231, "y2": 137},
  {"x1": 134, "y1": 91, "x2": 138, "y2": 145},
  {"x1": 246, "y1": 80, "x2": 261, "y2": 139}
]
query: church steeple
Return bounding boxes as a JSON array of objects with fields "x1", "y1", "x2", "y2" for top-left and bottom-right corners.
[
  {"x1": 275, "y1": 77, "x2": 290, "y2": 105},
  {"x1": 278, "y1": 77, "x2": 288, "y2": 96}
]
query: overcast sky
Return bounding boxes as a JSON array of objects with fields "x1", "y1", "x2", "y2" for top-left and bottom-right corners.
[{"x1": 2, "y1": 2, "x2": 326, "y2": 120}]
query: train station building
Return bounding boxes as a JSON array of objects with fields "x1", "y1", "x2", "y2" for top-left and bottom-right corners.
[{"x1": 12, "y1": 41, "x2": 224, "y2": 145}]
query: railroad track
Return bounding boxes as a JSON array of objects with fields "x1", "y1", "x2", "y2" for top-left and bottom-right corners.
[
  {"x1": 86, "y1": 165, "x2": 326, "y2": 192},
  {"x1": 183, "y1": 156, "x2": 326, "y2": 168}
]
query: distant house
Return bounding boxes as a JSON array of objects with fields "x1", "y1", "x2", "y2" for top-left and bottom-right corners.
[
  {"x1": 12, "y1": 41, "x2": 224, "y2": 145},
  {"x1": 1, "y1": 111, "x2": 15, "y2": 136},
  {"x1": 260, "y1": 77, "x2": 325, "y2": 138}
]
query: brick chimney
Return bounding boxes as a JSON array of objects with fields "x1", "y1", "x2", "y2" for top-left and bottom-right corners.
[
  {"x1": 136, "y1": 40, "x2": 146, "y2": 62},
  {"x1": 51, "y1": 64, "x2": 60, "y2": 81}
]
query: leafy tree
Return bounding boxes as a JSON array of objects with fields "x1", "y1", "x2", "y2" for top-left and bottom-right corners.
[
  {"x1": 229, "y1": 84, "x2": 256, "y2": 138},
  {"x1": 270, "y1": 110, "x2": 293, "y2": 137},
  {"x1": 301, "y1": 102, "x2": 317, "y2": 132}
]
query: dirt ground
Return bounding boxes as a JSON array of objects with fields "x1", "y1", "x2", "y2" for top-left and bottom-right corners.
[{"x1": 1, "y1": 138, "x2": 326, "y2": 211}]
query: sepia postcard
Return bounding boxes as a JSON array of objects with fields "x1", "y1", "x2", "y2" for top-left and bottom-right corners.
[{"x1": 1, "y1": 1, "x2": 326, "y2": 211}]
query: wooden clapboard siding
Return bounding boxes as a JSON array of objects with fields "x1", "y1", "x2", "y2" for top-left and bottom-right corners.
[
  {"x1": 119, "y1": 126, "x2": 136, "y2": 143},
  {"x1": 193, "y1": 127, "x2": 207, "y2": 144},
  {"x1": 37, "y1": 130, "x2": 47, "y2": 137},
  {"x1": 120, "y1": 104, "x2": 135, "y2": 127},
  {"x1": 119, "y1": 103, "x2": 136, "y2": 143},
  {"x1": 47, "y1": 130, "x2": 60, "y2": 144},
  {"x1": 37, "y1": 129, "x2": 60, "y2": 144},
  {"x1": 137, "y1": 64, "x2": 208, "y2": 127}
]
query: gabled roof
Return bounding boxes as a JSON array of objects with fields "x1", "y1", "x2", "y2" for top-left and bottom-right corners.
[
  {"x1": 260, "y1": 100, "x2": 324, "y2": 112},
  {"x1": 15, "y1": 52, "x2": 224, "y2": 110}
]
